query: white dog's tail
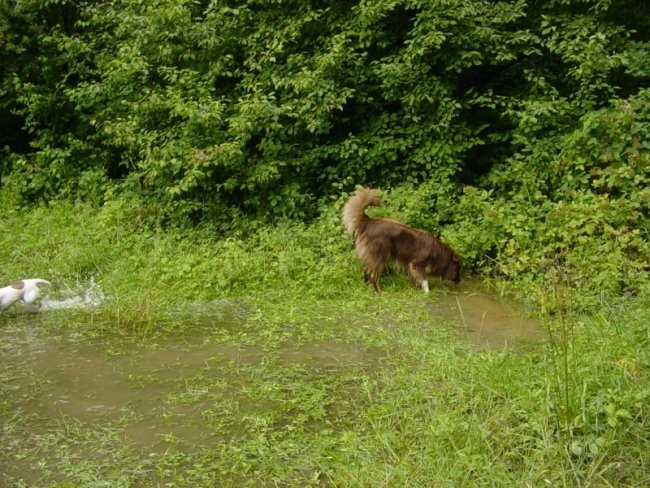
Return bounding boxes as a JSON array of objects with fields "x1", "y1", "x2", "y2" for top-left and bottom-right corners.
[{"x1": 342, "y1": 188, "x2": 383, "y2": 236}]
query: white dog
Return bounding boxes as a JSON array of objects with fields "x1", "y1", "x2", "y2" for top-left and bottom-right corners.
[{"x1": 0, "y1": 279, "x2": 51, "y2": 310}]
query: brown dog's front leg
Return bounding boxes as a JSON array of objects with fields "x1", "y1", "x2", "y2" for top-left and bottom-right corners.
[{"x1": 408, "y1": 263, "x2": 430, "y2": 293}]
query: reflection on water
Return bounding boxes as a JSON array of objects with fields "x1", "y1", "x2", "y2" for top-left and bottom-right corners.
[{"x1": 433, "y1": 281, "x2": 545, "y2": 348}]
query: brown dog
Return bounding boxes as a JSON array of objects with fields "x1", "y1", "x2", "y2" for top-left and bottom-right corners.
[{"x1": 342, "y1": 188, "x2": 461, "y2": 293}]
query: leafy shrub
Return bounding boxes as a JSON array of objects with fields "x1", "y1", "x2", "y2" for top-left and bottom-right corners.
[{"x1": 447, "y1": 90, "x2": 649, "y2": 303}]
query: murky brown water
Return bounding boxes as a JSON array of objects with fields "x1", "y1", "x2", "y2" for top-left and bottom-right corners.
[
  {"x1": 1, "y1": 288, "x2": 542, "y2": 482},
  {"x1": 2, "y1": 289, "x2": 543, "y2": 434},
  {"x1": 0, "y1": 318, "x2": 372, "y2": 449},
  {"x1": 432, "y1": 281, "x2": 545, "y2": 349}
]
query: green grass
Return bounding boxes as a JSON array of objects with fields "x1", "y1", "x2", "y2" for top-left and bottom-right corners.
[{"x1": 0, "y1": 200, "x2": 648, "y2": 487}]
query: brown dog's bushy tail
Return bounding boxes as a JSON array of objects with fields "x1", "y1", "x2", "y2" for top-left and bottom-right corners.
[{"x1": 342, "y1": 188, "x2": 383, "y2": 236}]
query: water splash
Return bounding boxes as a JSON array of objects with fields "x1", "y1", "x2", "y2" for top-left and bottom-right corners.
[{"x1": 37, "y1": 277, "x2": 105, "y2": 311}]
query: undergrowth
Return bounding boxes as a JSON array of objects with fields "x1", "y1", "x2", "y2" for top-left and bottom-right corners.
[{"x1": 0, "y1": 199, "x2": 648, "y2": 486}]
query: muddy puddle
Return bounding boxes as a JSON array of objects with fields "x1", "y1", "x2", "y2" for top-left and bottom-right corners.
[
  {"x1": 0, "y1": 308, "x2": 374, "y2": 471},
  {"x1": 0, "y1": 285, "x2": 543, "y2": 483},
  {"x1": 432, "y1": 281, "x2": 545, "y2": 349}
]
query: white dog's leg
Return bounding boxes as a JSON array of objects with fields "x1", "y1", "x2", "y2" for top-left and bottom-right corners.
[
  {"x1": 23, "y1": 285, "x2": 42, "y2": 304},
  {"x1": 421, "y1": 280, "x2": 430, "y2": 294},
  {"x1": 22, "y1": 279, "x2": 50, "y2": 303}
]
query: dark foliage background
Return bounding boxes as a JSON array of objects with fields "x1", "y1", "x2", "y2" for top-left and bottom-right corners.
[{"x1": 1, "y1": 0, "x2": 648, "y2": 296}]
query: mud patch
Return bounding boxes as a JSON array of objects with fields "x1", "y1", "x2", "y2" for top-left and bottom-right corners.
[{"x1": 433, "y1": 284, "x2": 545, "y2": 349}]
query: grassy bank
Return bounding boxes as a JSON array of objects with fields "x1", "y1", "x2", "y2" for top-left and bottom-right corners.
[{"x1": 1, "y1": 201, "x2": 648, "y2": 487}]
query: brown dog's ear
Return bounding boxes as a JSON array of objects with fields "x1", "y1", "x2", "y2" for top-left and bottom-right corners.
[{"x1": 11, "y1": 281, "x2": 25, "y2": 290}]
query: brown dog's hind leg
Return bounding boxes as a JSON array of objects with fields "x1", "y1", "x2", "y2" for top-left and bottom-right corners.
[
  {"x1": 365, "y1": 264, "x2": 384, "y2": 294},
  {"x1": 371, "y1": 272, "x2": 382, "y2": 293}
]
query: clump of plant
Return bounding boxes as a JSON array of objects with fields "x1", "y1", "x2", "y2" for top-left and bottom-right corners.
[{"x1": 444, "y1": 90, "x2": 649, "y2": 306}]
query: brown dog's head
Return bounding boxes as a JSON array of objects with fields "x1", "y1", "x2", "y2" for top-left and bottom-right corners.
[
  {"x1": 423, "y1": 250, "x2": 461, "y2": 284},
  {"x1": 444, "y1": 255, "x2": 462, "y2": 284}
]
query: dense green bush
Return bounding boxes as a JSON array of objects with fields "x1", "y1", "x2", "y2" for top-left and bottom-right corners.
[{"x1": 446, "y1": 89, "x2": 649, "y2": 302}]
